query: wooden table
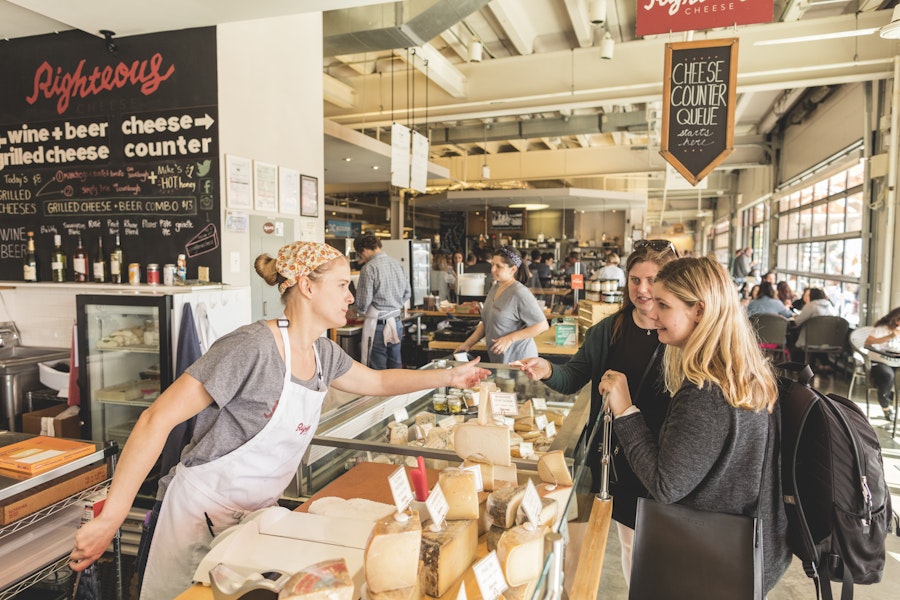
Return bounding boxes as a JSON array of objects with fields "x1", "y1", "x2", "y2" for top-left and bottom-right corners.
[{"x1": 428, "y1": 323, "x2": 580, "y2": 357}]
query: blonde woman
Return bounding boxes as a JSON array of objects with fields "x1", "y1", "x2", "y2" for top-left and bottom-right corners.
[{"x1": 598, "y1": 256, "x2": 791, "y2": 594}]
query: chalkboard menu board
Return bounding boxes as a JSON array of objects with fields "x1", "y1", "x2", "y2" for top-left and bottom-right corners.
[
  {"x1": 0, "y1": 27, "x2": 221, "y2": 282},
  {"x1": 439, "y1": 211, "x2": 467, "y2": 253},
  {"x1": 660, "y1": 38, "x2": 738, "y2": 186}
]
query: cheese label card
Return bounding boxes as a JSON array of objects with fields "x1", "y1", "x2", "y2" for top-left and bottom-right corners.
[
  {"x1": 545, "y1": 421, "x2": 557, "y2": 438},
  {"x1": 473, "y1": 551, "x2": 509, "y2": 600},
  {"x1": 454, "y1": 352, "x2": 470, "y2": 362},
  {"x1": 439, "y1": 415, "x2": 458, "y2": 430},
  {"x1": 388, "y1": 466, "x2": 414, "y2": 514},
  {"x1": 519, "y1": 442, "x2": 534, "y2": 458},
  {"x1": 521, "y1": 479, "x2": 543, "y2": 529},
  {"x1": 457, "y1": 585, "x2": 468, "y2": 600},
  {"x1": 462, "y1": 464, "x2": 484, "y2": 492},
  {"x1": 425, "y1": 482, "x2": 449, "y2": 530},
  {"x1": 535, "y1": 415, "x2": 549, "y2": 431},
  {"x1": 490, "y1": 392, "x2": 518, "y2": 416},
  {"x1": 393, "y1": 407, "x2": 409, "y2": 422},
  {"x1": 503, "y1": 416, "x2": 516, "y2": 428},
  {"x1": 532, "y1": 397, "x2": 548, "y2": 410}
]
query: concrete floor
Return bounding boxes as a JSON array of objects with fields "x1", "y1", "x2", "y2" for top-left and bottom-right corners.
[{"x1": 580, "y1": 372, "x2": 900, "y2": 599}]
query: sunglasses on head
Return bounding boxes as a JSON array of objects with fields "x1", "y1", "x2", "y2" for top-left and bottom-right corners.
[{"x1": 633, "y1": 239, "x2": 678, "y2": 257}]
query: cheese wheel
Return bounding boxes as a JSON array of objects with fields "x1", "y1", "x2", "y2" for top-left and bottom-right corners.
[
  {"x1": 485, "y1": 524, "x2": 505, "y2": 553},
  {"x1": 454, "y1": 423, "x2": 511, "y2": 466},
  {"x1": 278, "y1": 558, "x2": 353, "y2": 600},
  {"x1": 366, "y1": 562, "x2": 422, "y2": 599},
  {"x1": 364, "y1": 510, "x2": 422, "y2": 593},
  {"x1": 420, "y1": 518, "x2": 478, "y2": 597},
  {"x1": 537, "y1": 450, "x2": 573, "y2": 486},
  {"x1": 439, "y1": 468, "x2": 480, "y2": 520},
  {"x1": 477, "y1": 491, "x2": 492, "y2": 536},
  {"x1": 497, "y1": 524, "x2": 548, "y2": 587},
  {"x1": 486, "y1": 485, "x2": 527, "y2": 529},
  {"x1": 503, "y1": 579, "x2": 538, "y2": 600}
]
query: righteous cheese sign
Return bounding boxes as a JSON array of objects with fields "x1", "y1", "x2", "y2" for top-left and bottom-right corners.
[{"x1": 637, "y1": 0, "x2": 773, "y2": 37}]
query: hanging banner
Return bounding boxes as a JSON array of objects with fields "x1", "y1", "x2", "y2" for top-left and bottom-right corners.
[
  {"x1": 637, "y1": 0, "x2": 773, "y2": 37},
  {"x1": 660, "y1": 38, "x2": 738, "y2": 186}
]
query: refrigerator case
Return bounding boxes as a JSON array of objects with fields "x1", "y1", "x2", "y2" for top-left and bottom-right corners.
[{"x1": 380, "y1": 239, "x2": 431, "y2": 307}]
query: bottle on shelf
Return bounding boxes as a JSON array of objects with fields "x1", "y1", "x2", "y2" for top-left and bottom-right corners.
[
  {"x1": 23, "y1": 231, "x2": 38, "y2": 282},
  {"x1": 93, "y1": 236, "x2": 107, "y2": 283},
  {"x1": 109, "y1": 233, "x2": 124, "y2": 284},
  {"x1": 50, "y1": 234, "x2": 67, "y2": 282},
  {"x1": 73, "y1": 234, "x2": 88, "y2": 282},
  {"x1": 176, "y1": 253, "x2": 187, "y2": 284}
]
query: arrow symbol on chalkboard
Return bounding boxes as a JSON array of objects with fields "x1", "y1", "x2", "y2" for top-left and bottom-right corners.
[{"x1": 195, "y1": 114, "x2": 215, "y2": 130}]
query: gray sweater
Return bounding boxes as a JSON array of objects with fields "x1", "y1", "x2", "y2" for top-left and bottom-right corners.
[{"x1": 614, "y1": 381, "x2": 792, "y2": 592}]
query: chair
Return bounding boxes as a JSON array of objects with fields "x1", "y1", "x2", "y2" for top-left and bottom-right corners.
[
  {"x1": 749, "y1": 314, "x2": 789, "y2": 363},
  {"x1": 798, "y1": 315, "x2": 850, "y2": 372},
  {"x1": 848, "y1": 326, "x2": 876, "y2": 418}
]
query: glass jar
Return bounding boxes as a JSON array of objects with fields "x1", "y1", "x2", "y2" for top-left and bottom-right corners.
[
  {"x1": 431, "y1": 394, "x2": 448, "y2": 413},
  {"x1": 448, "y1": 397, "x2": 463, "y2": 414}
]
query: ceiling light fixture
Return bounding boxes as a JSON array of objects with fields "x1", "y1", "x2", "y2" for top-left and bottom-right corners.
[
  {"x1": 509, "y1": 203, "x2": 549, "y2": 211},
  {"x1": 589, "y1": 0, "x2": 607, "y2": 25},
  {"x1": 468, "y1": 38, "x2": 483, "y2": 63},
  {"x1": 99, "y1": 29, "x2": 118, "y2": 54},
  {"x1": 600, "y1": 31, "x2": 615, "y2": 60},
  {"x1": 755, "y1": 27, "x2": 878, "y2": 46},
  {"x1": 343, "y1": 157, "x2": 352, "y2": 162},
  {"x1": 880, "y1": 6, "x2": 900, "y2": 39}
]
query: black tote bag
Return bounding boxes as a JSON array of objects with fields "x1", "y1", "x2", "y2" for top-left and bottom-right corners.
[{"x1": 628, "y1": 498, "x2": 764, "y2": 600}]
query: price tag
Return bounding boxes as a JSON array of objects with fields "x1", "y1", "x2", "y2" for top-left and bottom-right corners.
[
  {"x1": 545, "y1": 421, "x2": 557, "y2": 438},
  {"x1": 519, "y1": 442, "x2": 534, "y2": 458},
  {"x1": 463, "y1": 464, "x2": 484, "y2": 492},
  {"x1": 393, "y1": 407, "x2": 409, "y2": 422},
  {"x1": 570, "y1": 273, "x2": 584, "y2": 290},
  {"x1": 532, "y1": 397, "x2": 548, "y2": 410},
  {"x1": 454, "y1": 352, "x2": 470, "y2": 362},
  {"x1": 520, "y1": 479, "x2": 543, "y2": 529},
  {"x1": 535, "y1": 414, "x2": 549, "y2": 431},
  {"x1": 387, "y1": 466, "x2": 414, "y2": 514},
  {"x1": 439, "y1": 416, "x2": 458, "y2": 430},
  {"x1": 425, "y1": 483, "x2": 449, "y2": 530},
  {"x1": 490, "y1": 392, "x2": 518, "y2": 416},
  {"x1": 472, "y1": 551, "x2": 509, "y2": 600}
]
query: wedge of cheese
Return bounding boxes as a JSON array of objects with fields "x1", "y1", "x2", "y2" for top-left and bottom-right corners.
[
  {"x1": 454, "y1": 422, "x2": 511, "y2": 466},
  {"x1": 486, "y1": 485, "x2": 527, "y2": 529},
  {"x1": 503, "y1": 579, "x2": 538, "y2": 600},
  {"x1": 536, "y1": 483, "x2": 576, "y2": 524},
  {"x1": 278, "y1": 558, "x2": 353, "y2": 600},
  {"x1": 515, "y1": 496, "x2": 558, "y2": 529},
  {"x1": 485, "y1": 524, "x2": 505, "y2": 553},
  {"x1": 537, "y1": 450, "x2": 573, "y2": 486},
  {"x1": 497, "y1": 524, "x2": 548, "y2": 587},
  {"x1": 425, "y1": 427, "x2": 453, "y2": 449},
  {"x1": 366, "y1": 562, "x2": 422, "y2": 600},
  {"x1": 415, "y1": 412, "x2": 436, "y2": 427},
  {"x1": 517, "y1": 399, "x2": 534, "y2": 418},
  {"x1": 477, "y1": 491, "x2": 492, "y2": 536},
  {"x1": 420, "y1": 518, "x2": 478, "y2": 597},
  {"x1": 388, "y1": 421, "x2": 409, "y2": 445},
  {"x1": 439, "y1": 468, "x2": 479, "y2": 520},
  {"x1": 364, "y1": 510, "x2": 422, "y2": 593}
]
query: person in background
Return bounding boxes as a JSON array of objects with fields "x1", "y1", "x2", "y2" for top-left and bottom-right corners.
[
  {"x1": 592, "y1": 252, "x2": 626, "y2": 288},
  {"x1": 69, "y1": 242, "x2": 489, "y2": 599},
  {"x1": 465, "y1": 247, "x2": 494, "y2": 295},
  {"x1": 527, "y1": 249, "x2": 544, "y2": 290},
  {"x1": 430, "y1": 252, "x2": 451, "y2": 303},
  {"x1": 776, "y1": 280, "x2": 796, "y2": 308},
  {"x1": 791, "y1": 287, "x2": 837, "y2": 365},
  {"x1": 539, "y1": 252, "x2": 555, "y2": 287},
  {"x1": 353, "y1": 234, "x2": 410, "y2": 369},
  {"x1": 598, "y1": 256, "x2": 791, "y2": 594},
  {"x1": 864, "y1": 306, "x2": 900, "y2": 422},
  {"x1": 564, "y1": 250, "x2": 583, "y2": 276},
  {"x1": 763, "y1": 270, "x2": 777, "y2": 284},
  {"x1": 731, "y1": 247, "x2": 752, "y2": 283},
  {"x1": 449, "y1": 250, "x2": 465, "y2": 302},
  {"x1": 455, "y1": 246, "x2": 548, "y2": 363},
  {"x1": 792, "y1": 287, "x2": 810, "y2": 312},
  {"x1": 465, "y1": 252, "x2": 477, "y2": 266},
  {"x1": 518, "y1": 241, "x2": 678, "y2": 584},
  {"x1": 747, "y1": 281, "x2": 794, "y2": 318}
]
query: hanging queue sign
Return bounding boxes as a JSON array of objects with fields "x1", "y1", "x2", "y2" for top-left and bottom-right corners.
[{"x1": 660, "y1": 38, "x2": 738, "y2": 186}]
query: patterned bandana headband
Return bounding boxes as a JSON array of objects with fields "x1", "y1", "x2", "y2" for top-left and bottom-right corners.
[
  {"x1": 498, "y1": 246, "x2": 522, "y2": 267},
  {"x1": 275, "y1": 241, "x2": 345, "y2": 294}
]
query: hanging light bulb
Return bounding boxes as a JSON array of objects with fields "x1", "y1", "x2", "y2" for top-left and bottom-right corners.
[
  {"x1": 482, "y1": 163, "x2": 491, "y2": 179},
  {"x1": 600, "y1": 31, "x2": 615, "y2": 60},
  {"x1": 468, "y1": 38, "x2": 483, "y2": 63}
]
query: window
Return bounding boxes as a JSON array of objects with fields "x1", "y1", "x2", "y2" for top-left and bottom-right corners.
[{"x1": 738, "y1": 201, "x2": 770, "y2": 273}]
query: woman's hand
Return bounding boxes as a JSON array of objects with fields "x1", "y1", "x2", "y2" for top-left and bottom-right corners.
[
  {"x1": 597, "y1": 370, "x2": 633, "y2": 417},
  {"x1": 448, "y1": 357, "x2": 490, "y2": 388},
  {"x1": 490, "y1": 335, "x2": 514, "y2": 355},
  {"x1": 454, "y1": 343, "x2": 470, "y2": 354},
  {"x1": 69, "y1": 514, "x2": 120, "y2": 571},
  {"x1": 518, "y1": 357, "x2": 551, "y2": 381}
]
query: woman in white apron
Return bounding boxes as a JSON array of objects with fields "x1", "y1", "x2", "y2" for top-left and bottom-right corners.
[{"x1": 68, "y1": 241, "x2": 489, "y2": 598}]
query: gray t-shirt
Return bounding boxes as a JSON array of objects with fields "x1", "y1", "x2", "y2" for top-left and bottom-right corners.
[
  {"x1": 157, "y1": 320, "x2": 353, "y2": 498},
  {"x1": 482, "y1": 281, "x2": 547, "y2": 363}
]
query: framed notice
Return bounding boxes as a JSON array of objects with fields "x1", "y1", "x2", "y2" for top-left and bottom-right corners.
[
  {"x1": 225, "y1": 154, "x2": 252, "y2": 209},
  {"x1": 301, "y1": 174, "x2": 319, "y2": 217},
  {"x1": 253, "y1": 161, "x2": 278, "y2": 212},
  {"x1": 279, "y1": 166, "x2": 300, "y2": 215},
  {"x1": 660, "y1": 38, "x2": 738, "y2": 186},
  {"x1": 489, "y1": 208, "x2": 524, "y2": 231}
]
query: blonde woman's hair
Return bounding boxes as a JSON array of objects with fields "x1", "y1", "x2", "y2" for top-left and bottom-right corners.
[
  {"x1": 655, "y1": 255, "x2": 777, "y2": 412},
  {"x1": 253, "y1": 254, "x2": 347, "y2": 304}
]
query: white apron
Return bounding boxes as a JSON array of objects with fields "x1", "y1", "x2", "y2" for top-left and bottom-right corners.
[{"x1": 140, "y1": 323, "x2": 326, "y2": 599}]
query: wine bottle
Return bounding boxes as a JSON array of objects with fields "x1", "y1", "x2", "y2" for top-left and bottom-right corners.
[
  {"x1": 51, "y1": 234, "x2": 67, "y2": 282},
  {"x1": 109, "y1": 234, "x2": 124, "y2": 284},
  {"x1": 93, "y1": 236, "x2": 107, "y2": 283},
  {"x1": 73, "y1": 234, "x2": 88, "y2": 282},
  {"x1": 23, "y1": 231, "x2": 38, "y2": 282}
]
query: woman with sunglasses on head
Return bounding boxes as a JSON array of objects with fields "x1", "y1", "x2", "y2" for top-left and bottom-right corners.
[
  {"x1": 598, "y1": 256, "x2": 791, "y2": 594},
  {"x1": 68, "y1": 241, "x2": 490, "y2": 599},
  {"x1": 455, "y1": 246, "x2": 549, "y2": 363},
  {"x1": 518, "y1": 239, "x2": 677, "y2": 585}
]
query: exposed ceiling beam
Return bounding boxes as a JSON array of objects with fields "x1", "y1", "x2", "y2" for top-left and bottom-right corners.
[
  {"x1": 489, "y1": 0, "x2": 537, "y2": 55},
  {"x1": 563, "y1": 0, "x2": 595, "y2": 48},
  {"x1": 323, "y1": 73, "x2": 357, "y2": 109},
  {"x1": 391, "y1": 43, "x2": 467, "y2": 98}
]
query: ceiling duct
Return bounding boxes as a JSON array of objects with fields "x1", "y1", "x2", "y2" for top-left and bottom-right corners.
[{"x1": 323, "y1": 0, "x2": 491, "y2": 56}]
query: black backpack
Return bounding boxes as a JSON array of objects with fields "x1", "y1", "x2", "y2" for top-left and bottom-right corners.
[{"x1": 777, "y1": 362, "x2": 894, "y2": 600}]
